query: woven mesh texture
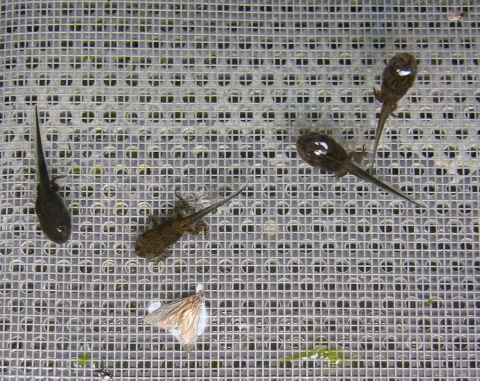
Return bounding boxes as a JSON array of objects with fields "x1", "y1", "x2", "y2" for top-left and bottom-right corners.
[{"x1": 0, "y1": 1, "x2": 479, "y2": 379}]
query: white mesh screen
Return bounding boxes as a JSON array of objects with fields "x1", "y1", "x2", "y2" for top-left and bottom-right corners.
[{"x1": 0, "y1": 1, "x2": 479, "y2": 380}]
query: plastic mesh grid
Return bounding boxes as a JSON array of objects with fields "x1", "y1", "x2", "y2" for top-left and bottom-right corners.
[{"x1": 0, "y1": 0, "x2": 479, "y2": 379}]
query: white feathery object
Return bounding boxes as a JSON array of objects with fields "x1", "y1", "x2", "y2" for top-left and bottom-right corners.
[{"x1": 145, "y1": 284, "x2": 209, "y2": 352}]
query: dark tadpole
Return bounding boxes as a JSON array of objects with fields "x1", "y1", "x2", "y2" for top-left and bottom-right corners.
[
  {"x1": 372, "y1": 52, "x2": 417, "y2": 169},
  {"x1": 135, "y1": 185, "x2": 248, "y2": 263},
  {"x1": 34, "y1": 106, "x2": 72, "y2": 244},
  {"x1": 296, "y1": 131, "x2": 423, "y2": 207}
]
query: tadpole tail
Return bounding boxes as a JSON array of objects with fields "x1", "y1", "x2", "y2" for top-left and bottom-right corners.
[
  {"x1": 34, "y1": 106, "x2": 51, "y2": 192},
  {"x1": 348, "y1": 163, "x2": 424, "y2": 208},
  {"x1": 371, "y1": 102, "x2": 390, "y2": 170},
  {"x1": 186, "y1": 184, "x2": 248, "y2": 221}
]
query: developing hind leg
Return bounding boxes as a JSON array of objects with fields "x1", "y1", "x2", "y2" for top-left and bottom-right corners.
[
  {"x1": 373, "y1": 88, "x2": 384, "y2": 103},
  {"x1": 349, "y1": 145, "x2": 367, "y2": 164},
  {"x1": 185, "y1": 221, "x2": 210, "y2": 239},
  {"x1": 173, "y1": 191, "x2": 191, "y2": 218}
]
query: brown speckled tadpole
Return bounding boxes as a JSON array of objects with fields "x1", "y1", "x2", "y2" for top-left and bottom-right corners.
[
  {"x1": 135, "y1": 185, "x2": 247, "y2": 263},
  {"x1": 296, "y1": 132, "x2": 423, "y2": 207},
  {"x1": 34, "y1": 106, "x2": 72, "y2": 244},
  {"x1": 372, "y1": 52, "x2": 417, "y2": 169}
]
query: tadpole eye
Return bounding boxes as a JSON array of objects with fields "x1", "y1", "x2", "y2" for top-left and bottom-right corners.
[{"x1": 57, "y1": 226, "x2": 66, "y2": 234}]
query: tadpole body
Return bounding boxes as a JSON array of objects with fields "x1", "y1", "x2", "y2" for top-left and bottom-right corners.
[
  {"x1": 135, "y1": 185, "x2": 247, "y2": 263},
  {"x1": 34, "y1": 106, "x2": 72, "y2": 244},
  {"x1": 296, "y1": 132, "x2": 423, "y2": 207},
  {"x1": 372, "y1": 53, "x2": 417, "y2": 168}
]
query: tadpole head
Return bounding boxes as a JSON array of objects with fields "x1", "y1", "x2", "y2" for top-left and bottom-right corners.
[{"x1": 391, "y1": 52, "x2": 418, "y2": 79}]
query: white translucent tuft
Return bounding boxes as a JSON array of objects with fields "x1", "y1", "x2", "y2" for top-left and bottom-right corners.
[
  {"x1": 170, "y1": 328, "x2": 182, "y2": 343},
  {"x1": 197, "y1": 302, "x2": 209, "y2": 336},
  {"x1": 147, "y1": 301, "x2": 163, "y2": 314}
]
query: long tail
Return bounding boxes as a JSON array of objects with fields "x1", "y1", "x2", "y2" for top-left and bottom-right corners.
[
  {"x1": 185, "y1": 184, "x2": 248, "y2": 221},
  {"x1": 34, "y1": 106, "x2": 51, "y2": 192},
  {"x1": 371, "y1": 102, "x2": 391, "y2": 170},
  {"x1": 348, "y1": 163, "x2": 423, "y2": 208}
]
